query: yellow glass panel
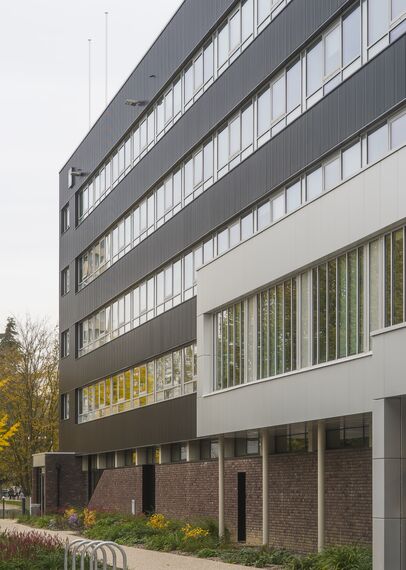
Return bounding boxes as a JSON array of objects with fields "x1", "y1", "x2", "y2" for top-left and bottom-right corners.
[
  {"x1": 125, "y1": 370, "x2": 131, "y2": 400},
  {"x1": 155, "y1": 447, "x2": 161, "y2": 464},
  {"x1": 112, "y1": 376, "x2": 118, "y2": 403},
  {"x1": 105, "y1": 379, "x2": 111, "y2": 405},
  {"x1": 140, "y1": 396, "x2": 147, "y2": 407},
  {"x1": 132, "y1": 450, "x2": 137, "y2": 465},
  {"x1": 94, "y1": 384, "x2": 99, "y2": 408},
  {"x1": 133, "y1": 368, "x2": 140, "y2": 397},
  {"x1": 140, "y1": 366, "x2": 147, "y2": 393},
  {"x1": 118, "y1": 374, "x2": 124, "y2": 400},
  {"x1": 99, "y1": 382, "x2": 105, "y2": 407},
  {"x1": 147, "y1": 362, "x2": 154, "y2": 395}
]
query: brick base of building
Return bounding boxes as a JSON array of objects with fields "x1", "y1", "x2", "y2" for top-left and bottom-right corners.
[{"x1": 38, "y1": 447, "x2": 372, "y2": 552}]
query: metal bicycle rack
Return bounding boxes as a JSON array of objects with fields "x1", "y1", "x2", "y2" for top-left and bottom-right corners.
[{"x1": 64, "y1": 538, "x2": 128, "y2": 570}]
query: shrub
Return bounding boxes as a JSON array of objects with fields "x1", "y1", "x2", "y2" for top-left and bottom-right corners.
[
  {"x1": 147, "y1": 513, "x2": 169, "y2": 530},
  {"x1": 196, "y1": 548, "x2": 219, "y2": 558},
  {"x1": 315, "y1": 546, "x2": 372, "y2": 570}
]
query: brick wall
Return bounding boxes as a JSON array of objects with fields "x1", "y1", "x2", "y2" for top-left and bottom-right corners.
[
  {"x1": 37, "y1": 447, "x2": 371, "y2": 552},
  {"x1": 88, "y1": 466, "x2": 143, "y2": 514},
  {"x1": 43, "y1": 454, "x2": 87, "y2": 514}
]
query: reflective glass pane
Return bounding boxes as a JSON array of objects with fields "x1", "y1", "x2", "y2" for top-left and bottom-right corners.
[
  {"x1": 324, "y1": 26, "x2": 341, "y2": 76},
  {"x1": 392, "y1": 0, "x2": 406, "y2": 19},
  {"x1": 218, "y1": 127, "x2": 229, "y2": 169},
  {"x1": 272, "y1": 75, "x2": 286, "y2": 120},
  {"x1": 218, "y1": 229, "x2": 229, "y2": 254},
  {"x1": 306, "y1": 168, "x2": 323, "y2": 200},
  {"x1": 258, "y1": 0, "x2": 270, "y2": 24},
  {"x1": 242, "y1": 0, "x2": 254, "y2": 40},
  {"x1": 307, "y1": 41, "x2": 323, "y2": 96},
  {"x1": 286, "y1": 181, "x2": 301, "y2": 212},
  {"x1": 343, "y1": 6, "x2": 361, "y2": 66},
  {"x1": 218, "y1": 24, "x2": 229, "y2": 67},
  {"x1": 204, "y1": 43, "x2": 214, "y2": 83},
  {"x1": 391, "y1": 113, "x2": 406, "y2": 148},
  {"x1": 229, "y1": 116, "x2": 241, "y2": 157},
  {"x1": 271, "y1": 193, "x2": 285, "y2": 221},
  {"x1": 257, "y1": 88, "x2": 271, "y2": 136},
  {"x1": 242, "y1": 104, "x2": 254, "y2": 149},
  {"x1": 229, "y1": 11, "x2": 241, "y2": 52},
  {"x1": 342, "y1": 141, "x2": 361, "y2": 178},
  {"x1": 257, "y1": 202, "x2": 271, "y2": 230},
  {"x1": 194, "y1": 54, "x2": 203, "y2": 90},
  {"x1": 368, "y1": 125, "x2": 388, "y2": 163},
  {"x1": 241, "y1": 213, "x2": 254, "y2": 239},
  {"x1": 184, "y1": 65, "x2": 193, "y2": 103},
  {"x1": 369, "y1": 0, "x2": 388, "y2": 44},
  {"x1": 287, "y1": 61, "x2": 301, "y2": 111},
  {"x1": 324, "y1": 157, "x2": 341, "y2": 189}
]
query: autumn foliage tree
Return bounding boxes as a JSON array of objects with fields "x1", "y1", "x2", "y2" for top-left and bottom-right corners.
[{"x1": 0, "y1": 317, "x2": 59, "y2": 495}]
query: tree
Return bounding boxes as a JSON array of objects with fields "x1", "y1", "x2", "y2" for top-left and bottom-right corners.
[
  {"x1": 0, "y1": 317, "x2": 59, "y2": 495},
  {"x1": 0, "y1": 414, "x2": 19, "y2": 452},
  {"x1": 0, "y1": 317, "x2": 18, "y2": 351}
]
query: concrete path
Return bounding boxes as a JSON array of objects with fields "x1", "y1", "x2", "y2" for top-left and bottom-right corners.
[{"x1": 0, "y1": 519, "x2": 279, "y2": 570}]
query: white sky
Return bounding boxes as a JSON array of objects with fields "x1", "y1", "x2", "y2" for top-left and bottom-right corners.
[{"x1": 0, "y1": 0, "x2": 183, "y2": 332}]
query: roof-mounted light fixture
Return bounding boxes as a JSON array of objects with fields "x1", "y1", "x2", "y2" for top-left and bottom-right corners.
[{"x1": 68, "y1": 167, "x2": 87, "y2": 189}]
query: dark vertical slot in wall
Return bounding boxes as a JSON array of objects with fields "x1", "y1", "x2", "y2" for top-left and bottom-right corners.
[
  {"x1": 237, "y1": 471, "x2": 246, "y2": 542},
  {"x1": 142, "y1": 464, "x2": 156, "y2": 514}
]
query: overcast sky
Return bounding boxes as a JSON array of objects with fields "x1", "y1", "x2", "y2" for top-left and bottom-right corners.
[{"x1": 0, "y1": 0, "x2": 183, "y2": 331}]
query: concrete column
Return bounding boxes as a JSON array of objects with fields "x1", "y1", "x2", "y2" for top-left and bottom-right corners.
[
  {"x1": 372, "y1": 397, "x2": 406, "y2": 570},
  {"x1": 317, "y1": 420, "x2": 325, "y2": 553},
  {"x1": 218, "y1": 435, "x2": 225, "y2": 540},
  {"x1": 261, "y1": 430, "x2": 269, "y2": 546}
]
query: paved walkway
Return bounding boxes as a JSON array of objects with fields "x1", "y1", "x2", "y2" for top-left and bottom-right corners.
[{"x1": 0, "y1": 519, "x2": 263, "y2": 570}]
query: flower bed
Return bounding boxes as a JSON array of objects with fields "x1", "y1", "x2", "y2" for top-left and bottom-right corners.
[{"x1": 18, "y1": 510, "x2": 372, "y2": 569}]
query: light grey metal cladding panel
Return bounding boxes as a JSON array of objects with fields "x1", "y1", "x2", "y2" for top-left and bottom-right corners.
[
  {"x1": 60, "y1": 37, "x2": 406, "y2": 327},
  {"x1": 60, "y1": 0, "x2": 354, "y2": 269},
  {"x1": 59, "y1": 297, "x2": 197, "y2": 394},
  {"x1": 60, "y1": 393, "x2": 197, "y2": 453},
  {"x1": 58, "y1": 0, "x2": 235, "y2": 202}
]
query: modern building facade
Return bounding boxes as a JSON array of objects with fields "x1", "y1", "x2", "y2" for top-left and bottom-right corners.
[{"x1": 33, "y1": 0, "x2": 406, "y2": 566}]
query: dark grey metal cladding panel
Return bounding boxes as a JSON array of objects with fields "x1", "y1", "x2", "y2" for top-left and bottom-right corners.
[
  {"x1": 60, "y1": 38, "x2": 406, "y2": 327},
  {"x1": 60, "y1": 297, "x2": 196, "y2": 393},
  {"x1": 59, "y1": 393, "x2": 197, "y2": 453},
  {"x1": 59, "y1": 0, "x2": 235, "y2": 202},
  {"x1": 60, "y1": 0, "x2": 354, "y2": 270}
]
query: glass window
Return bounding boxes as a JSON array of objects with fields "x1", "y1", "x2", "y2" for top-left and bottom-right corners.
[
  {"x1": 391, "y1": 112, "x2": 406, "y2": 148},
  {"x1": 204, "y1": 43, "x2": 214, "y2": 83},
  {"x1": 287, "y1": 61, "x2": 301, "y2": 112},
  {"x1": 229, "y1": 116, "x2": 241, "y2": 157},
  {"x1": 271, "y1": 192, "x2": 285, "y2": 221},
  {"x1": 218, "y1": 127, "x2": 229, "y2": 170},
  {"x1": 257, "y1": 0, "x2": 270, "y2": 24},
  {"x1": 306, "y1": 168, "x2": 322, "y2": 200},
  {"x1": 324, "y1": 156, "x2": 341, "y2": 189},
  {"x1": 241, "y1": 212, "x2": 254, "y2": 239},
  {"x1": 184, "y1": 158, "x2": 193, "y2": 197},
  {"x1": 204, "y1": 141, "x2": 213, "y2": 181},
  {"x1": 61, "y1": 330, "x2": 70, "y2": 358},
  {"x1": 218, "y1": 229, "x2": 229, "y2": 254},
  {"x1": 242, "y1": 103, "x2": 254, "y2": 149},
  {"x1": 324, "y1": 25, "x2": 341, "y2": 77},
  {"x1": 229, "y1": 10, "x2": 241, "y2": 52},
  {"x1": 369, "y1": 0, "x2": 388, "y2": 44},
  {"x1": 165, "y1": 89, "x2": 173, "y2": 123},
  {"x1": 194, "y1": 150, "x2": 203, "y2": 186},
  {"x1": 368, "y1": 125, "x2": 388, "y2": 163},
  {"x1": 147, "y1": 112, "x2": 154, "y2": 145},
  {"x1": 257, "y1": 88, "x2": 271, "y2": 136},
  {"x1": 272, "y1": 74, "x2": 286, "y2": 120},
  {"x1": 173, "y1": 78, "x2": 182, "y2": 115},
  {"x1": 342, "y1": 141, "x2": 361, "y2": 178},
  {"x1": 184, "y1": 65, "x2": 193, "y2": 103},
  {"x1": 61, "y1": 204, "x2": 70, "y2": 233},
  {"x1": 242, "y1": 0, "x2": 254, "y2": 41},
  {"x1": 184, "y1": 253, "x2": 194, "y2": 290},
  {"x1": 392, "y1": 0, "x2": 406, "y2": 20},
  {"x1": 343, "y1": 6, "x2": 361, "y2": 66},
  {"x1": 229, "y1": 222, "x2": 240, "y2": 247},
  {"x1": 194, "y1": 54, "x2": 203, "y2": 90},
  {"x1": 257, "y1": 201, "x2": 270, "y2": 230},
  {"x1": 307, "y1": 41, "x2": 323, "y2": 96},
  {"x1": 218, "y1": 24, "x2": 229, "y2": 68},
  {"x1": 286, "y1": 181, "x2": 301, "y2": 212}
]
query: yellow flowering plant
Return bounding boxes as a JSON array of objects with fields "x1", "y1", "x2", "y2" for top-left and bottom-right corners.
[
  {"x1": 181, "y1": 523, "x2": 209, "y2": 539},
  {"x1": 147, "y1": 513, "x2": 169, "y2": 530},
  {"x1": 83, "y1": 508, "x2": 97, "y2": 528}
]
